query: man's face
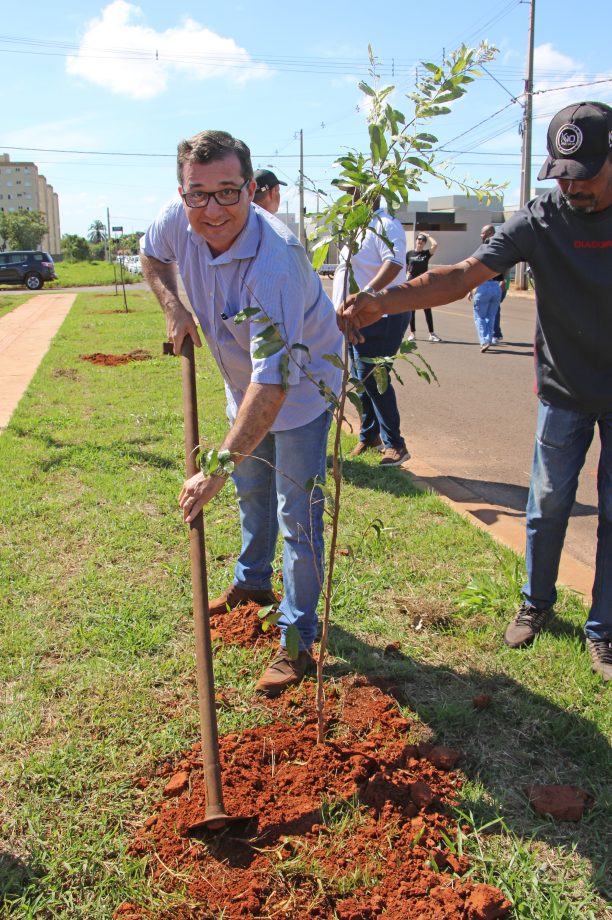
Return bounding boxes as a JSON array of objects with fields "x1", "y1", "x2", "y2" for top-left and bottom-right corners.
[
  {"x1": 415, "y1": 236, "x2": 427, "y2": 249},
  {"x1": 557, "y1": 158, "x2": 612, "y2": 213},
  {"x1": 480, "y1": 226, "x2": 494, "y2": 243},
  {"x1": 179, "y1": 154, "x2": 256, "y2": 255}
]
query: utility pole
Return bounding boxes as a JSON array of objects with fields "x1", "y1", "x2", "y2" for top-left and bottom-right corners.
[
  {"x1": 106, "y1": 207, "x2": 112, "y2": 263},
  {"x1": 516, "y1": 0, "x2": 535, "y2": 290},
  {"x1": 298, "y1": 129, "x2": 305, "y2": 247}
]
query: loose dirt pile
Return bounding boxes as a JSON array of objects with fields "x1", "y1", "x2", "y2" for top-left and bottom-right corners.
[
  {"x1": 80, "y1": 350, "x2": 151, "y2": 366},
  {"x1": 122, "y1": 662, "x2": 511, "y2": 919}
]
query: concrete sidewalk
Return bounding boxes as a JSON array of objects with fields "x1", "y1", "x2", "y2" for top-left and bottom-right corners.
[{"x1": 0, "y1": 293, "x2": 76, "y2": 430}]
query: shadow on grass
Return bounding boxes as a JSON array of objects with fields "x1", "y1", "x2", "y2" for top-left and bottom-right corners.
[
  {"x1": 9, "y1": 425, "x2": 178, "y2": 473},
  {"x1": 324, "y1": 623, "x2": 612, "y2": 902},
  {"x1": 0, "y1": 850, "x2": 42, "y2": 903}
]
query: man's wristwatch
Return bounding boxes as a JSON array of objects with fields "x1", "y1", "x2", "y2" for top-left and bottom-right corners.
[{"x1": 361, "y1": 286, "x2": 377, "y2": 296}]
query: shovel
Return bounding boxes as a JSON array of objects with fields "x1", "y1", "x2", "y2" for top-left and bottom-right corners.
[{"x1": 166, "y1": 337, "x2": 254, "y2": 834}]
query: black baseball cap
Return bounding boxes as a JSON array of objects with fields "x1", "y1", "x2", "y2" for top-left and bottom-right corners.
[
  {"x1": 538, "y1": 101, "x2": 612, "y2": 181},
  {"x1": 254, "y1": 169, "x2": 287, "y2": 192}
]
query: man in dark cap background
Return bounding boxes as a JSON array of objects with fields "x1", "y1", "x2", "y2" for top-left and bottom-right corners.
[
  {"x1": 254, "y1": 168, "x2": 287, "y2": 214},
  {"x1": 339, "y1": 101, "x2": 612, "y2": 681}
]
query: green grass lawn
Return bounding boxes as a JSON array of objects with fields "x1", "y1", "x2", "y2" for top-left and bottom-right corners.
[
  {"x1": 0, "y1": 294, "x2": 31, "y2": 319},
  {"x1": 0, "y1": 291, "x2": 610, "y2": 918},
  {"x1": 0, "y1": 261, "x2": 142, "y2": 293},
  {"x1": 49, "y1": 260, "x2": 142, "y2": 287}
]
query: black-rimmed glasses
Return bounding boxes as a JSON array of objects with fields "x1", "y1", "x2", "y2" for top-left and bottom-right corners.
[{"x1": 180, "y1": 178, "x2": 249, "y2": 208}]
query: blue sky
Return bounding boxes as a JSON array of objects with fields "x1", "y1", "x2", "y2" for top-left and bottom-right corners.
[{"x1": 4, "y1": 0, "x2": 611, "y2": 237}]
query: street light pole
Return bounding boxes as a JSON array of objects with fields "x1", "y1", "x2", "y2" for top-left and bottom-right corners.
[
  {"x1": 516, "y1": 0, "x2": 535, "y2": 290},
  {"x1": 299, "y1": 129, "x2": 305, "y2": 247}
]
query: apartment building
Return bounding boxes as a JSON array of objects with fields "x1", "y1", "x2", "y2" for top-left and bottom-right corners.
[{"x1": 0, "y1": 154, "x2": 61, "y2": 256}]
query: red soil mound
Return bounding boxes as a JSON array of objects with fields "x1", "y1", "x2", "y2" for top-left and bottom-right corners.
[
  {"x1": 80, "y1": 349, "x2": 151, "y2": 366},
  {"x1": 124, "y1": 677, "x2": 511, "y2": 919}
]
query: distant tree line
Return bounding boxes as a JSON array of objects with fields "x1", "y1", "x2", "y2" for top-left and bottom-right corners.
[
  {"x1": 0, "y1": 209, "x2": 143, "y2": 261},
  {"x1": 61, "y1": 221, "x2": 144, "y2": 262}
]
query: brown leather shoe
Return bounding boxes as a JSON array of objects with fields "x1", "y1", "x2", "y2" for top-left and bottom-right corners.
[
  {"x1": 586, "y1": 638, "x2": 612, "y2": 682},
  {"x1": 208, "y1": 584, "x2": 277, "y2": 616},
  {"x1": 504, "y1": 602, "x2": 553, "y2": 648},
  {"x1": 254, "y1": 647, "x2": 313, "y2": 697},
  {"x1": 350, "y1": 436, "x2": 383, "y2": 457},
  {"x1": 379, "y1": 446, "x2": 410, "y2": 467}
]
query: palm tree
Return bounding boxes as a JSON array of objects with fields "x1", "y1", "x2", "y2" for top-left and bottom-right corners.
[{"x1": 87, "y1": 220, "x2": 107, "y2": 244}]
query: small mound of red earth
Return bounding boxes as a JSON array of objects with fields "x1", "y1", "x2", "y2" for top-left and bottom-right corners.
[
  {"x1": 80, "y1": 349, "x2": 151, "y2": 366},
  {"x1": 526, "y1": 784, "x2": 593, "y2": 822},
  {"x1": 124, "y1": 678, "x2": 511, "y2": 919},
  {"x1": 209, "y1": 600, "x2": 280, "y2": 648}
]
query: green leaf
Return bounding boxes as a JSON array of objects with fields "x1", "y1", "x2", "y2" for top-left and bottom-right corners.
[
  {"x1": 291, "y1": 343, "x2": 311, "y2": 358},
  {"x1": 370, "y1": 518, "x2": 385, "y2": 537},
  {"x1": 344, "y1": 202, "x2": 371, "y2": 231},
  {"x1": 257, "y1": 604, "x2": 277, "y2": 620},
  {"x1": 358, "y1": 80, "x2": 375, "y2": 97},
  {"x1": 285, "y1": 625, "x2": 300, "y2": 661},
  {"x1": 323, "y1": 352, "x2": 345, "y2": 370},
  {"x1": 373, "y1": 365, "x2": 389, "y2": 394},
  {"x1": 218, "y1": 449, "x2": 231, "y2": 464},
  {"x1": 253, "y1": 340, "x2": 284, "y2": 359},
  {"x1": 233, "y1": 306, "x2": 260, "y2": 324},
  {"x1": 347, "y1": 391, "x2": 363, "y2": 414},
  {"x1": 206, "y1": 449, "x2": 219, "y2": 475},
  {"x1": 280, "y1": 353, "x2": 290, "y2": 392},
  {"x1": 369, "y1": 124, "x2": 382, "y2": 163},
  {"x1": 258, "y1": 324, "x2": 283, "y2": 343},
  {"x1": 311, "y1": 243, "x2": 330, "y2": 272},
  {"x1": 399, "y1": 340, "x2": 417, "y2": 354}
]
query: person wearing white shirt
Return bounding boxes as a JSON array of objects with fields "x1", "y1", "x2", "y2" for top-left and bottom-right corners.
[{"x1": 333, "y1": 202, "x2": 411, "y2": 466}]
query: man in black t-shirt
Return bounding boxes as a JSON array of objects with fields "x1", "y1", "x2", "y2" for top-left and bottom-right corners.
[{"x1": 340, "y1": 101, "x2": 612, "y2": 682}]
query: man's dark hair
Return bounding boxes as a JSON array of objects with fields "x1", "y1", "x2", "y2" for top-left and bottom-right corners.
[{"x1": 177, "y1": 131, "x2": 253, "y2": 184}]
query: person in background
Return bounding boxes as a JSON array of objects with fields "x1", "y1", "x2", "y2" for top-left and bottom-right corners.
[
  {"x1": 339, "y1": 101, "x2": 612, "y2": 682},
  {"x1": 406, "y1": 233, "x2": 440, "y2": 342},
  {"x1": 468, "y1": 224, "x2": 506, "y2": 352},
  {"x1": 333, "y1": 197, "x2": 410, "y2": 466},
  {"x1": 253, "y1": 168, "x2": 287, "y2": 215}
]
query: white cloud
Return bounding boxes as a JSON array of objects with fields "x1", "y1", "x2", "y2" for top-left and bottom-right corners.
[
  {"x1": 66, "y1": 1, "x2": 270, "y2": 100},
  {"x1": 533, "y1": 43, "x2": 612, "y2": 116}
]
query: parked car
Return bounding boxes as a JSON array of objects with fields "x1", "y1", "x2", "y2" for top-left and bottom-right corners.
[
  {"x1": 120, "y1": 255, "x2": 142, "y2": 275},
  {"x1": 0, "y1": 250, "x2": 57, "y2": 290}
]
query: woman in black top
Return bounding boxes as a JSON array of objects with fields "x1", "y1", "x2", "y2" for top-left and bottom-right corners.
[{"x1": 406, "y1": 234, "x2": 440, "y2": 341}]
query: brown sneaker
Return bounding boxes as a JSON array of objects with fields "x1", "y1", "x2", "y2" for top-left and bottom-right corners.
[
  {"x1": 504, "y1": 602, "x2": 553, "y2": 648},
  {"x1": 586, "y1": 638, "x2": 612, "y2": 682},
  {"x1": 350, "y1": 436, "x2": 383, "y2": 457},
  {"x1": 379, "y1": 446, "x2": 410, "y2": 467},
  {"x1": 208, "y1": 584, "x2": 277, "y2": 616},
  {"x1": 254, "y1": 647, "x2": 313, "y2": 697}
]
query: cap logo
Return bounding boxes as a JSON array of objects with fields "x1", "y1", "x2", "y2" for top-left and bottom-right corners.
[{"x1": 555, "y1": 124, "x2": 583, "y2": 155}]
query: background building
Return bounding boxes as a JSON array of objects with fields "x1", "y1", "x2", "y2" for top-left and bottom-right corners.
[{"x1": 0, "y1": 154, "x2": 61, "y2": 256}]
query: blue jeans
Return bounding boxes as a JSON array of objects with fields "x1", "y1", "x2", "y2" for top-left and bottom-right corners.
[
  {"x1": 473, "y1": 281, "x2": 501, "y2": 346},
  {"x1": 230, "y1": 409, "x2": 332, "y2": 650},
  {"x1": 524, "y1": 400, "x2": 612, "y2": 640},
  {"x1": 349, "y1": 312, "x2": 411, "y2": 449}
]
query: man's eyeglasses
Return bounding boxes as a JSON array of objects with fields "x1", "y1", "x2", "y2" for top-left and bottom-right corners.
[
  {"x1": 416, "y1": 236, "x2": 427, "y2": 242},
  {"x1": 180, "y1": 178, "x2": 249, "y2": 208}
]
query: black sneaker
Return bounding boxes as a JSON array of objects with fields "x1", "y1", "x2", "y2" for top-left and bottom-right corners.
[
  {"x1": 504, "y1": 602, "x2": 553, "y2": 648},
  {"x1": 586, "y1": 638, "x2": 612, "y2": 682}
]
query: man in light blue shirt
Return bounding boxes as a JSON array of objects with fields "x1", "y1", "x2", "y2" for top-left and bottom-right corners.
[{"x1": 141, "y1": 130, "x2": 342, "y2": 696}]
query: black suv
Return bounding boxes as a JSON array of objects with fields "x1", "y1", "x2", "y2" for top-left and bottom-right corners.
[{"x1": 0, "y1": 250, "x2": 57, "y2": 290}]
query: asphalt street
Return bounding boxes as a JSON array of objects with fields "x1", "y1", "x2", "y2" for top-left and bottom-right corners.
[{"x1": 379, "y1": 292, "x2": 598, "y2": 573}]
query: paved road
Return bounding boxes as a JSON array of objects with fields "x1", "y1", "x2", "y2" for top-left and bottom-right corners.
[{"x1": 382, "y1": 293, "x2": 598, "y2": 572}]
